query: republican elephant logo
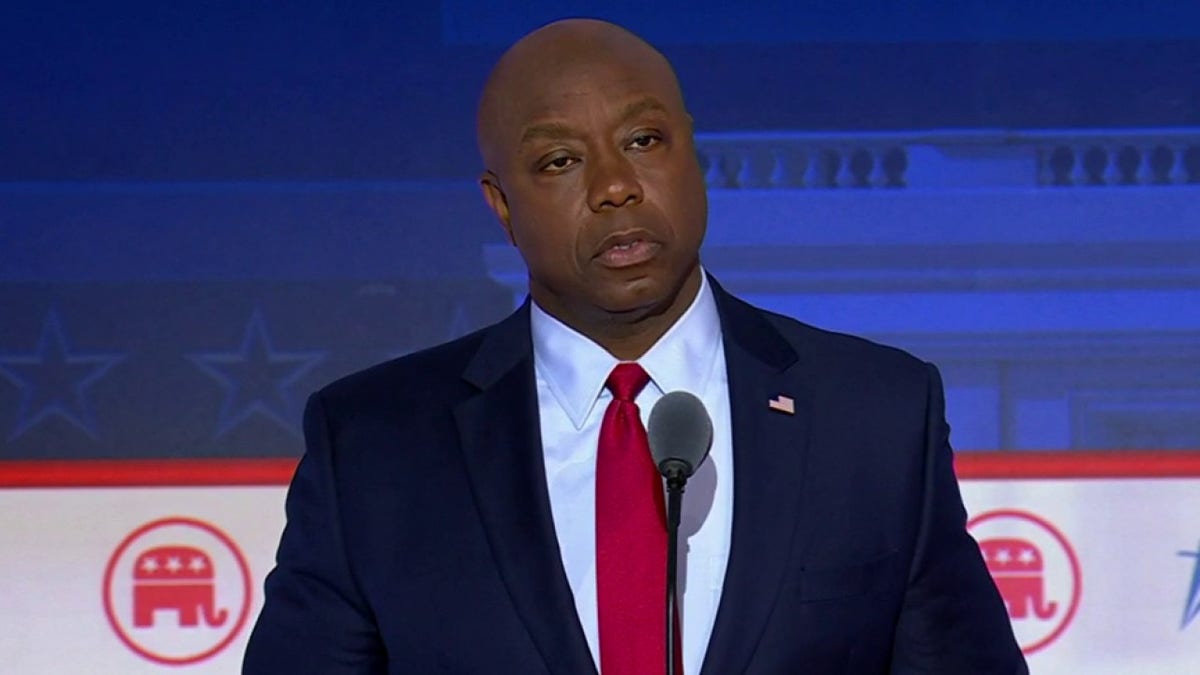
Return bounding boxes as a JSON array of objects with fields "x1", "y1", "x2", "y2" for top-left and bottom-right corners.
[
  {"x1": 132, "y1": 545, "x2": 229, "y2": 628},
  {"x1": 979, "y1": 537, "x2": 1058, "y2": 620},
  {"x1": 104, "y1": 516, "x2": 252, "y2": 666},
  {"x1": 967, "y1": 509, "x2": 1081, "y2": 656}
]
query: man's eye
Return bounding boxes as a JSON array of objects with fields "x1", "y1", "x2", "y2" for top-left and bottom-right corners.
[
  {"x1": 540, "y1": 156, "x2": 577, "y2": 172},
  {"x1": 628, "y1": 134, "x2": 661, "y2": 149}
]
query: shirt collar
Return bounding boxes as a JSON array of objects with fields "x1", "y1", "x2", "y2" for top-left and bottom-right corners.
[{"x1": 531, "y1": 272, "x2": 723, "y2": 430}]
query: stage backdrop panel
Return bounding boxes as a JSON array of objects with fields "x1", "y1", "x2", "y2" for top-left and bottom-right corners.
[{"x1": 3, "y1": 458, "x2": 1200, "y2": 673}]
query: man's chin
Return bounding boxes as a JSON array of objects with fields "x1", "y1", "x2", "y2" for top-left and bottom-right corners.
[
  {"x1": 598, "y1": 270, "x2": 699, "y2": 319},
  {"x1": 594, "y1": 291, "x2": 673, "y2": 323}
]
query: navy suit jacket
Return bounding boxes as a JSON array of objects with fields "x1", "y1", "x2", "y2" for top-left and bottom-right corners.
[{"x1": 244, "y1": 279, "x2": 1026, "y2": 674}]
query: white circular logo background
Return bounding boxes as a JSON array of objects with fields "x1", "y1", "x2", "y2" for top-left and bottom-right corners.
[
  {"x1": 103, "y1": 517, "x2": 252, "y2": 666},
  {"x1": 967, "y1": 509, "x2": 1081, "y2": 655}
]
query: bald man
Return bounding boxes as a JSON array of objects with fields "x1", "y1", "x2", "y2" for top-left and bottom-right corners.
[{"x1": 244, "y1": 19, "x2": 1026, "y2": 675}]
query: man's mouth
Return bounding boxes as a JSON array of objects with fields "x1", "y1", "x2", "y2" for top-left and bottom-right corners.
[{"x1": 596, "y1": 237, "x2": 659, "y2": 268}]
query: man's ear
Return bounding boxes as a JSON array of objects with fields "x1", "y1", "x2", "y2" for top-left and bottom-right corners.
[{"x1": 479, "y1": 171, "x2": 515, "y2": 245}]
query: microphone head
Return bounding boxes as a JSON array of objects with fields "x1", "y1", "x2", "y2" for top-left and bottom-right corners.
[{"x1": 647, "y1": 391, "x2": 713, "y2": 479}]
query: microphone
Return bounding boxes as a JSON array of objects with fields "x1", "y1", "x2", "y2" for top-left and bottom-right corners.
[
  {"x1": 648, "y1": 391, "x2": 713, "y2": 485},
  {"x1": 647, "y1": 391, "x2": 713, "y2": 675}
]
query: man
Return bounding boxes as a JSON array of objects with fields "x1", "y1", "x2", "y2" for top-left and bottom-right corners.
[{"x1": 244, "y1": 18, "x2": 1026, "y2": 674}]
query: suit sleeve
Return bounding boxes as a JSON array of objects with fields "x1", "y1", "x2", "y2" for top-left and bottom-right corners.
[
  {"x1": 242, "y1": 393, "x2": 386, "y2": 674},
  {"x1": 890, "y1": 363, "x2": 1028, "y2": 674}
]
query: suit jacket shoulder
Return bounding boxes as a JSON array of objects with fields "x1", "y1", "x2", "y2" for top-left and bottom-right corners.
[
  {"x1": 321, "y1": 326, "x2": 483, "y2": 408},
  {"x1": 720, "y1": 288, "x2": 934, "y2": 397},
  {"x1": 312, "y1": 303, "x2": 531, "y2": 429}
]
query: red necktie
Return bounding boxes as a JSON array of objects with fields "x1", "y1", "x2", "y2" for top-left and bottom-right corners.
[{"x1": 596, "y1": 363, "x2": 677, "y2": 675}]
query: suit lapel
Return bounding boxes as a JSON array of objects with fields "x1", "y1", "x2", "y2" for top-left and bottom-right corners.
[
  {"x1": 701, "y1": 281, "x2": 812, "y2": 675},
  {"x1": 454, "y1": 304, "x2": 597, "y2": 675}
]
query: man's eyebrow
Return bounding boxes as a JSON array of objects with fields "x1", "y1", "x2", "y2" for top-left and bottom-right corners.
[
  {"x1": 518, "y1": 98, "x2": 671, "y2": 146},
  {"x1": 520, "y1": 122, "x2": 577, "y2": 145},
  {"x1": 617, "y1": 97, "x2": 669, "y2": 124}
]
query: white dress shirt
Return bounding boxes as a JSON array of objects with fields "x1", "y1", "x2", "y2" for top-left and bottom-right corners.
[{"x1": 531, "y1": 273, "x2": 733, "y2": 675}]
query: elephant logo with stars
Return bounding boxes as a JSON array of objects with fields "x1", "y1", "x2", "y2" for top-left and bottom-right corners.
[
  {"x1": 104, "y1": 517, "x2": 251, "y2": 666},
  {"x1": 967, "y1": 509, "x2": 1082, "y2": 656}
]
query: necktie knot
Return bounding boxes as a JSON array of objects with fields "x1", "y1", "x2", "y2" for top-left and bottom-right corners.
[{"x1": 606, "y1": 363, "x2": 650, "y2": 402}]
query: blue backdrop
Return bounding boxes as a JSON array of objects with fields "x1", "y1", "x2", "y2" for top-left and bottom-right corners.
[{"x1": 2, "y1": 1, "x2": 1198, "y2": 460}]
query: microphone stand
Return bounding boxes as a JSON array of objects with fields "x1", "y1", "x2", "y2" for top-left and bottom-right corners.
[
  {"x1": 663, "y1": 466, "x2": 687, "y2": 675},
  {"x1": 648, "y1": 391, "x2": 712, "y2": 675}
]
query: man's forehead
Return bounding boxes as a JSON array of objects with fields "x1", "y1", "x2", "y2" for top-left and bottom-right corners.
[
  {"x1": 476, "y1": 19, "x2": 683, "y2": 164},
  {"x1": 514, "y1": 65, "x2": 670, "y2": 112},
  {"x1": 505, "y1": 51, "x2": 671, "y2": 103}
]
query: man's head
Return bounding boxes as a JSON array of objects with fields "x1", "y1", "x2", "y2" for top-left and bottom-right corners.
[{"x1": 476, "y1": 19, "x2": 707, "y2": 355}]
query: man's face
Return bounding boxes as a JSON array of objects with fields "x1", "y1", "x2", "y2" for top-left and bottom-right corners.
[{"x1": 481, "y1": 54, "x2": 707, "y2": 329}]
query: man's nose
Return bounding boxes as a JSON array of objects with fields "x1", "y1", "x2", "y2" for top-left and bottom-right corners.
[{"x1": 587, "y1": 151, "x2": 644, "y2": 212}]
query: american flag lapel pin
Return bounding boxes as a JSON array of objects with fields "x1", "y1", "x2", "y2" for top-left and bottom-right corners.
[{"x1": 767, "y1": 394, "x2": 795, "y2": 415}]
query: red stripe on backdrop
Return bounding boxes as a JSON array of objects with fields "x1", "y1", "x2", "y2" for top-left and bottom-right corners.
[
  {"x1": 2, "y1": 451, "x2": 1200, "y2": 487},
  {"x1": 0, "y1": 458, "x2": 299, "y2": 487},
  {"x1": 954, "y1": 450, "x2": 1200, "y2": 479}
]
